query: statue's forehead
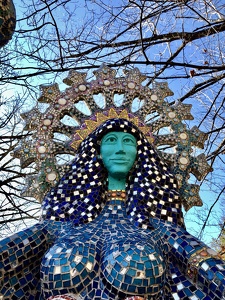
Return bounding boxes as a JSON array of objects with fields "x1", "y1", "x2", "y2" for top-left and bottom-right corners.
[{"x1": 101, "y1": 131, "x2": 137, "y2": 142}]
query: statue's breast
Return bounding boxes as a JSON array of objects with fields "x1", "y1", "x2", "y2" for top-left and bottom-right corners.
[
  {"x1": 101, "y1": 239, "x2": 166, "y2": 295},
  {"x1": 41, "y1": 239, "x2": 101, "y2": 296}
]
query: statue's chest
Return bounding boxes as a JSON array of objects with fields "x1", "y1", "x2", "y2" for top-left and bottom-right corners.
[{"x1": 41, "y1": 203, "x2": 166, "y2": 299}]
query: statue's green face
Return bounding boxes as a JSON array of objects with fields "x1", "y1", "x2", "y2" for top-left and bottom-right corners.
[{"x1": 100, "y1": 131, "x2": 137, "y2": 179}]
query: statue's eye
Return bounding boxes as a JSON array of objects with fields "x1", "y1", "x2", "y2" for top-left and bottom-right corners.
[
  {"x1": 123, "y1": 138, "x2": 135, "y2": 144},
  {"x1": 105, "y1": 136, "x2": 117, "y2": 143}
]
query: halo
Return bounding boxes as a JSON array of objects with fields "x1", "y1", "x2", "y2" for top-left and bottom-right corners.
[{"x1": 13, "y1": 64, "x2": 212, "y2": 211}]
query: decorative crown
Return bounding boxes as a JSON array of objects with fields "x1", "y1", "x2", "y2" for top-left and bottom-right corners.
[
  {"x1": 69, "y1": 108, "x2": 154, "y2": 150},
  {"x1": 13, "y1": 64, "x2": 212, "y2": 211}
]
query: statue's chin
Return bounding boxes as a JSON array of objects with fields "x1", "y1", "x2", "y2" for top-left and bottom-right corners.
[{"x1": 108, "y1": 169, "x2": 130, "y2": 180}]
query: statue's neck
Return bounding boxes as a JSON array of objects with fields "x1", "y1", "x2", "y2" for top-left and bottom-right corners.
[{"x1": 107, "y1": 174, "x2": 126, "y2": 190}]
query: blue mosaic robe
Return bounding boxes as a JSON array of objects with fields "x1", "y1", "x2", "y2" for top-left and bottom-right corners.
[{"x1": 0, "y1": 201, "x2": 225, "y2": 299}]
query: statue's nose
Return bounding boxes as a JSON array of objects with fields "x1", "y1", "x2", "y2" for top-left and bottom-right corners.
[
  {"x1": 115, "y1": 149, "x2": 126, "y2": 154},
  {"x1": 115, "y1": 139, "x2": 126, "y2": 153}
]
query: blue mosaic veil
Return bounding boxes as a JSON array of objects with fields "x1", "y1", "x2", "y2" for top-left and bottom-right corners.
[{"x1": 41, "y1": 118, "x2": 184, "y2": 228}]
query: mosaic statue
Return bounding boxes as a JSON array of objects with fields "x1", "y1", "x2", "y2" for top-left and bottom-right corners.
[
  {"x1": 1, "y1": 65, "x2": 225, "y2": 299},
  {"x1": 0, "y1": 0, "x2": 16, "y2": 47}
]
